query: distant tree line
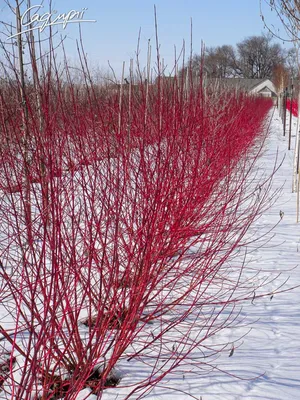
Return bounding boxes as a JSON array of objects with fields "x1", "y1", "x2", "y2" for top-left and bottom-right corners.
[{"x1": 185, "y1": 33, "x2": 296, "y2": 84}]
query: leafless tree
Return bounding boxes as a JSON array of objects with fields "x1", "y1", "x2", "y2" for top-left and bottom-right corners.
[
  {"x1": 236, "y1": 34, "x2": 285, "y2": 78},
  {"x1": 273, "y1": 63, "x2": 289, "y2": 92},
  {"x1": 260, "y1": 0, "x2": 300, "y2": 41},
  {"x1": 204, "y1": 45, "x2": 238, "y2": 77},
  {"x1": 186, "y1": 34, "x2": 285, "y2": 80},
  {"x1": 286, "y1": 47, "x2": 298, "y2": 77}
]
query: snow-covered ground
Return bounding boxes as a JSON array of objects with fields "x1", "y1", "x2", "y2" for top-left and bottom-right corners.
[
  {"x1": 1, "y1": 107, "x2": 300, "y2": 400},
  {"x1": 98, "y1": 107, "x2": 300, "y2": 400}
]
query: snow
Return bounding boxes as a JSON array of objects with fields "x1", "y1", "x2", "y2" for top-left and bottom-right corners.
[{"x1": 1, "y1": 107, "x2": 300, "y2": 399}]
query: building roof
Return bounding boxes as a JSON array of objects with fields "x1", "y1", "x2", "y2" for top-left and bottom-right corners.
[
  {"x1": 204, "y1": 78, "x2": 277, "y2": 97},
  {"x1": 205, "y1": 78, "x2": 268, "y2": 91}
]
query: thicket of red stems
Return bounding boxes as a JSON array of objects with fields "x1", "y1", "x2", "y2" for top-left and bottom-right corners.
[
  {"x1": 0, "y1": 66, "x2": 274, "y2": 399},
  {"x1": 286, "y1": 98, "x2": 298, "y2": 116}
]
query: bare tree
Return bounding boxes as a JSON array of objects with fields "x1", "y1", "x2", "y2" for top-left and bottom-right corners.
[
  {"x1": 236, "y1": 34, "x2": 285, "y2": 78},
  {"x1": 186, "y1": 34, "x2": 285, "y2": 80},
  {"x1": 204, "y1": 45, "x2": 238, "y2": 77},
  {"x1": 273, "y1": 63, "x2": 289, "y2": 92},
  {"x1": 260, "y1": 0, "x2": 300, "y2": 41},
  {"x1": 286, "y1": 47, "x2": 298, "y2": 78}
]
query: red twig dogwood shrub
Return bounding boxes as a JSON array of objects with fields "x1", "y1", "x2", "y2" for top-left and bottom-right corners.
[
  {"x1": 0, "y1": 47, "x2": 280, "y2": 399},
  {"x1": 286, "y1": 98, "x2": 298, "y2": 117}
]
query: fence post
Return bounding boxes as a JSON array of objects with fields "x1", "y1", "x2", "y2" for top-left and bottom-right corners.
[
  {"x1": 283, "y1": 87, "x2": 287, "y2": 136},
  {"x1": 289, "y1": 84, "x2": 293, "y2": 150}
]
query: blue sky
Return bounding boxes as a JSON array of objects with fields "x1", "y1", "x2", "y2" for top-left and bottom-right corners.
[{"x1": 1, "y1": 0, "x2": 290, "y2": 78}]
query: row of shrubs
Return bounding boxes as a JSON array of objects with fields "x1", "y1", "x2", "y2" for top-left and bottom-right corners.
[{"x1": 0, "y1": 65, "x2": 274, "y2": 399}]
